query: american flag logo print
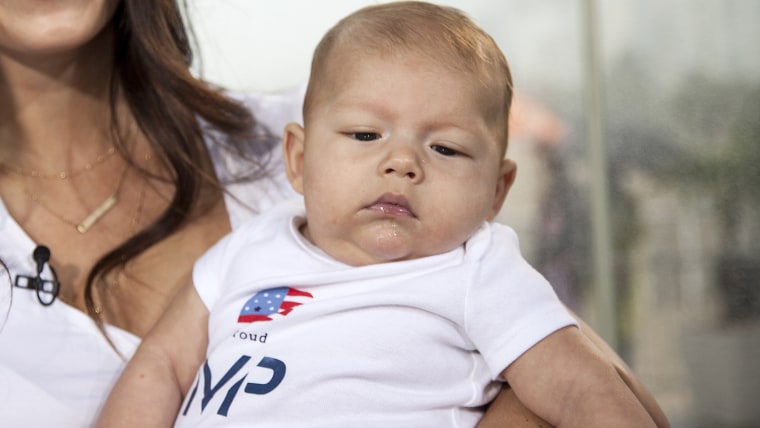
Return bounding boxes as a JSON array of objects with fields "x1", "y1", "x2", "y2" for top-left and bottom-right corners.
[{"x1": 237, "y1": 286, "x2": 314, "y2": 323}]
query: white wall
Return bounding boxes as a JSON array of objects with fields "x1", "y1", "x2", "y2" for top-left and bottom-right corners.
[{"x1": 184, "y1": 0, "x2": 577, "y2": 93}]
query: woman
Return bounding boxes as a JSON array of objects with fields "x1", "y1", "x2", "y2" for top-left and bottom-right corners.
[{"x1": 0, "y1": 1, "x2": 667, "y2": 426}]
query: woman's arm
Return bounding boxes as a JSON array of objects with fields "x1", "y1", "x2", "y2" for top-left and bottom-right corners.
[
  {"x1": 478, "y1": 310, "x2": 670, "y2": 428},
  {"x1": 96, "y1": 283, "x2": 209, "y2": 428},
  {"x1": 502, "y1": 326, "x2": 656, "y2": 427},
  {"x1": 570, "y1": 312, "x2": 670, "y2": 427},
  {"x1": 478, "y1": 387, "x2": 552, "y2": 428}
]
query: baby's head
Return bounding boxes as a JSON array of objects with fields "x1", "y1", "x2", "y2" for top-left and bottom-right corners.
[
  {"x1": 304, "y1": 1, "x2": 513, "y2": 155},
  {"x1": 284, "y1": 1, "x2": 517, "y2": 266}
]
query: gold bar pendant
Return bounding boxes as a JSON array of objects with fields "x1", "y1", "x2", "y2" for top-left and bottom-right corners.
[{"x1": 77, "y1": 194, "x2": 117, "y2": 234}]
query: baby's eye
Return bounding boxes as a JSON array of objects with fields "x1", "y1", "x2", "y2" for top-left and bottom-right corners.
[
  {"x1": 431, "y1": 145, "x2": 459, "y2": 156},
  {"x1": 350, "y1": 132, "x2": 381, "y2": 141}
]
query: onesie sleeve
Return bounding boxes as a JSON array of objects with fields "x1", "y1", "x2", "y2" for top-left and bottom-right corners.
[
  {"x1": 192, "y1": 222, "x2": 256, "y2": 311},
  {"x1": 464, "y1": 224, "x2": 578, "y2": 380},
  {"x1": 193, "y1": 233, "x2": 231, "y2": 310}
]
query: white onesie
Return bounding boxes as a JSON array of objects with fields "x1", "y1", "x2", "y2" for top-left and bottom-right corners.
[{"x1": 179, "y1": 198, "x2": 577, "y2": 427}]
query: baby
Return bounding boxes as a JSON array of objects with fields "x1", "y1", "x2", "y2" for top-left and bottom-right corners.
[{"x1": 98, "y1": 2, "x2": 656, "y2": 427}]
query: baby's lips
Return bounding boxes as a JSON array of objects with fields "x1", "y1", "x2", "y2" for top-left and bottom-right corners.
[{"x1": 366, "y1": 193, "x2": 416, "y2": 217}]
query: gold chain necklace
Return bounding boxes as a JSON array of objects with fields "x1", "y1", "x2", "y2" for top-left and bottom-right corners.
[
  {"x1": 0, "y1": 145, "x2": 116, "y2": 180},
  {"x1": 48, "y1": 153, "x2": 153, "y2": 316},
  {"x1": 23, "y1": 162, "x2": 130, "y2": 234}
]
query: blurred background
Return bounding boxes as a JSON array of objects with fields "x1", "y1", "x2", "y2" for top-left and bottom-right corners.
[{"x1": 185, "y1": 1, "x2": 760, "y2": 426}]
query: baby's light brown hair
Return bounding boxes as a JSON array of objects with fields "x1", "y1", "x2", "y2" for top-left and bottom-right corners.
[{"x1": 303, "y1": 1, "x2": 514, "y2": 155}]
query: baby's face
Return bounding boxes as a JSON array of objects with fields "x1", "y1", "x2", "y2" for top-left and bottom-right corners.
[{"x1": 285, "y1": 53, "x2": 514, "y2": 266}]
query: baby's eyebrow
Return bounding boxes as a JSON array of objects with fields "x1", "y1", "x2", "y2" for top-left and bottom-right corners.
[
  {"x1": 329, "y1": 97, "x2": 392, "y2": 117},
  {"x1": 328, "y1": 98, "x2": 493, "y2": 143}
]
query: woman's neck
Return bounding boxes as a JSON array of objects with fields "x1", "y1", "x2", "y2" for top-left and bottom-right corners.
[{"x1": 0, "y1": 25, "x2": 118, "y2": 169}]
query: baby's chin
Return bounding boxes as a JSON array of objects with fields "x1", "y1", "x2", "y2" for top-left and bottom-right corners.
[{"x1": 333, "y1": 223, "x2": 431, "y2": 266}]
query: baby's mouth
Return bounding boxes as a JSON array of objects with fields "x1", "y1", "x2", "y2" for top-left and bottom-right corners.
[{"x1": 365, "y1": 193, "x2": 416, "y2": 218}]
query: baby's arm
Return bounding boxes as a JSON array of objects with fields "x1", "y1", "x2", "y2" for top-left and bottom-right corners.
[
  {"x1": 96, "y1": 283, "x2": 209, "y2": 428},
  {"x1": 502, "y1": 326, "x2": 657, "y2": 428}
]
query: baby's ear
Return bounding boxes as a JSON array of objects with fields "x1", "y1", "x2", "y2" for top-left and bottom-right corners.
[
  {"x1": 487, "y1": 158, "x2": 517, "y2": 221},
  {"x1": 282, "y1": 122, "x2": 306, "y2": 195}
]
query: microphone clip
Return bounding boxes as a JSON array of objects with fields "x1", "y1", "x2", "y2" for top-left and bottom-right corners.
[{"x1": 14, "y1": 245, "x2": 60, "y2": 306}]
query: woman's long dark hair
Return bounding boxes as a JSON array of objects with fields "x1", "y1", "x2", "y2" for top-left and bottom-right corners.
[{"x1": 83, "y1": 0, "x2": 269, "y2": 336}]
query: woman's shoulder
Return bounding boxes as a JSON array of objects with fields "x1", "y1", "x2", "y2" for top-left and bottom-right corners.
[
  {"x1": 209, "y1": 87, "x2": 305, "y2": 228},
  {"x1": 230, "y1": 84, "x2": 306, "y2": 134}
]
